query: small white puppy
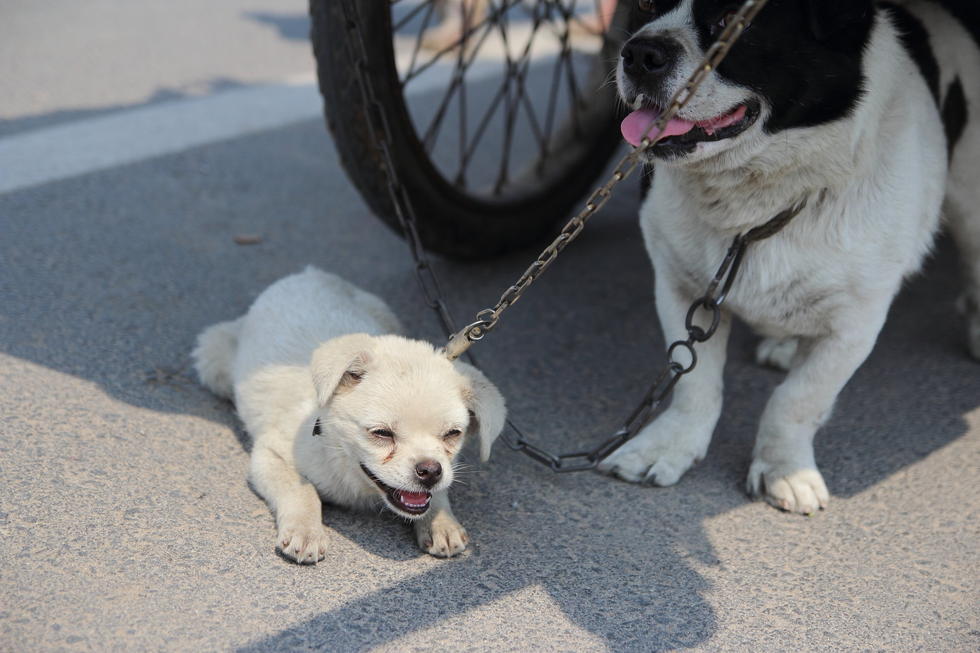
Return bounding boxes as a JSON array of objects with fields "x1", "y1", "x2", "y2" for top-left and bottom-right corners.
[{"x1": 192, "y1": 267, "x2": 506, "y2": 561}]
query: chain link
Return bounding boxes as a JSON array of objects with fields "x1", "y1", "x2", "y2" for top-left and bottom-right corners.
[{"x1": 334, "y1": 0, "x2": 792, "y2": 472}]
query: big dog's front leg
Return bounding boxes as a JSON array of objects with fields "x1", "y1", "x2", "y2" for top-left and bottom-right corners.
[
  {"x1": 747, "y1": 309, "x2": 888, "y2": 514},
  {"x1": 598, "y1": 267, "x2": 731, "y2": 486}
]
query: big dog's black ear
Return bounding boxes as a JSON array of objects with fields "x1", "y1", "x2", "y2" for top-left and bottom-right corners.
[{"x1": 805, "y1": 0, "x2": 874, "y2": 45}]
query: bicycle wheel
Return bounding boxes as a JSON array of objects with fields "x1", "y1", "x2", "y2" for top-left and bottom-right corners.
[{"x1": 311, "y1": 0, "x2": 629, "y2": 259}]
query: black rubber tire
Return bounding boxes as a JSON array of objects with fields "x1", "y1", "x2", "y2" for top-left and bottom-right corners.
[{"x1": 310, "y1": 0, "x2": 629, "y2": 259}]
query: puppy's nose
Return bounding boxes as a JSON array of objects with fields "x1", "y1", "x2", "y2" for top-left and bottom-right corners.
[
  {"x1": 621, "y1": 37, "x2": 676, "y2": 81},
  {"x1": 414, "y1": 460, "x2": 442, "y2": 488}
]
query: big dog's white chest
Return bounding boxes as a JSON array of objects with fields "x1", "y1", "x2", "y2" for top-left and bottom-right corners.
[
  {"x1": 640, "y1": 199, "x2": 839, "y2": 339},
  {"x1": 639, "y1": 163, "x2": 942, "y2": 340}
]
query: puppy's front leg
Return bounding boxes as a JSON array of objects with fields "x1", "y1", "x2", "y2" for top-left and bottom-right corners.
[
  {"x1": 250, "y1": 444, "x2": 330, "y2": 564},
  {"x1": 747, "y1": 314, "x2": 886, "y2": 514},
  {"x1": 599, "y1": 269, "x2": 731, "y2": 486},
  {"x1": 414, "y1": 491, "x2": 468, "y2": 558}
]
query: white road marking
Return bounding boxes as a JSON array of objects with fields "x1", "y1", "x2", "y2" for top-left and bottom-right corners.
[
  {"x1": 0, "y1": 78, "x2": 319, "y2": 195},
  {"x1": 0, "y1": 60, "x2": 503, "y2": 195}
]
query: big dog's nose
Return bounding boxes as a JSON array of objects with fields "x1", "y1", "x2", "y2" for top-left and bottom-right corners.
[
  {"x1": 415, "y1": 460, "x2": 442, "y2": 488},
  {"x1": 621, "y1": 36, "x2": 678, "y2": 83}
]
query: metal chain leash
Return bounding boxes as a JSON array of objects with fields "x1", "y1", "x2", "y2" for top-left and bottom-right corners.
[
  {"x1": 443, "y1": 0, "x2": 771, "y2": 359},
  {"x1": 335, "y1": 0, "x2": 791, "y2": 472},
  {"x1": 498, "y1": 198, "x2": 806, "y2": 472}
]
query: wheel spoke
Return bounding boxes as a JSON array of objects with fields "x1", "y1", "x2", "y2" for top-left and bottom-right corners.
[
  {"x1": 403, "y1": 1, "x2": 439, "y2": 82},
  {"x1": 508, "y1": 29, "x2": 549, "y2": 160},
  {"x1": 402, "y1": 0, "x2": 525, "y2": 86},
  {"x1": 421, "y1": 70, "x2": 463, "y2": 153},
  {"x1": 459, "y1": 81, "x2": 509, "y2": 174},
  {"x1": 560, "y1": 30, "x2": 584, "y2": 136},
  {"x1": 393, "y1": 0, "x2": 434, "y2": 32},
  {"x1": 419, "y1": 3, "x2": 498, "y2": 153},
  {"x1": 494, "y1": 8, "x2": 551, "y2": 193},
  {"x1": 542, "y1": 26, "x2": 566, "y2": 152},
  {"x1": 392, "y1": 0, "x2": 620, "y2": 197},
  {"x1": 456, "y1": 1, "x2": 472, "y2": 186},
  {"x1": 515, "y1": 69, "x2": 547, "y2": 156}
]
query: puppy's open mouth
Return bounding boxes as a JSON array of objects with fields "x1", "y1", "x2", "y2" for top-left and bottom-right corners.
[
  {"x1": 621, "y1": 100, "x2": 760, "y2": 156},
  {"x1": 360, "y1": 464, "x2": 431, "y2": 517}
]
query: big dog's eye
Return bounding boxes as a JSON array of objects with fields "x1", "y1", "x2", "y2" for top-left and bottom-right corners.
[
  {"x1": 370, "y1": 427, "x2": 395, "y2": 440},
  {"x1": 638, "y1": 0, "x2": 656, "y2": 14},
  {"x1": 443, "y1": 428, "x2": 462, "y2": 440},
  {"x1": 712, "y1": 10, "x2": 739, "y2": 36}
]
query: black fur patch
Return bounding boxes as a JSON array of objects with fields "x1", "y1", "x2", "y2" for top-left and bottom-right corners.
[
  {"x1": 942, "y1": 77, "x2": 968, "y2": 160},
  {"x1": 626, "y1": 0, "x2": 876, "y2": 134},
  {"x1": 312, "y1": 418, "x2": 322, "y2": 436},
  {"x1": 932, "y1": 0, "x2": 980, "y2": 47},
  {"x1": 702, "y1": 0, "x2": 873, "y2": 133},
  {"x1": 627, "y1": 0, "x2": 684, "y2": 33},
  {"x1": 881, "y1": 2, "x2": 940, "y2": 103}
]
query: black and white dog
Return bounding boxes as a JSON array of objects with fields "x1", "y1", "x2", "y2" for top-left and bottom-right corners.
[{"x1": 598, "y1": 0, "x2": 979, "y2": 513}]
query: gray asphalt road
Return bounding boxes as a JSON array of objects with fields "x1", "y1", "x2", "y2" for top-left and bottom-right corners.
[{"x1": 2, "y1": 2, "x2": 978, "y2": 651}]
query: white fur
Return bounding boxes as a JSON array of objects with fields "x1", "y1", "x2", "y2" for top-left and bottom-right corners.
[
  {"x1": 600, "y1": 2, "x2": 980, "y2": 513},
  {"x1": 192, "y1": 267, "x2": 507, "y2": 560},
  {"x1": 910, "y1": 1, "x2": 980, "y2": 360}
]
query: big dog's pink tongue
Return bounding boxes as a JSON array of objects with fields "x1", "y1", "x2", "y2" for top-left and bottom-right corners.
[
  {"x1": 621, "y1": 106, "x2": 749, "y2": 147},
  {"x1": 621, "y1": 108, "x2": 695, "y2": 147}
]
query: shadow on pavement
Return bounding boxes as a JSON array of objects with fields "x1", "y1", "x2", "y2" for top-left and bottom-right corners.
[
  {"x1": 240, "y1": 500, "x2": 722, "y2": 651},
  {"x1": 0, "y1": 79, "x2": 250, "y2": 138},
  {"x1": 245, "y1": 11, "x2": 310, "y2": 42}
]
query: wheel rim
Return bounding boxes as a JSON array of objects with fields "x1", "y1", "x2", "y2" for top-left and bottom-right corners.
[{"x1": 390, "y1": 0, "x2": 626, "y2": 202}]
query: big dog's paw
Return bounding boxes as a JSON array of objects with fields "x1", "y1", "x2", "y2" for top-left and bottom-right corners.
[
  {"x1": 596, "y1": 420, "x2": 707, "y2": 486},
  {"x1": 277, "y1": 520, "x2": 330, "y2": 565},
  {"x1": 747, "y1": 461, "x2": 829, "y2": 515}
]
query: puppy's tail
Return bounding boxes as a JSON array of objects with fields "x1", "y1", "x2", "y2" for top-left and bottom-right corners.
[{"x1": 192, "y1": 317, "x2": 244, "y2": 399}]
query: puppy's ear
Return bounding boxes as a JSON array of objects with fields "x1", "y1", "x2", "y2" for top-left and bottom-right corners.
[
  {"x1": 310, "y1": 334, "x2": 375, "y2": 407},
  {"x1": 453, "y1": 361, "x2": 507, "y2": 462},
  {"x1": 805, "y1": 0, "x2": 873, "y2": 45}
]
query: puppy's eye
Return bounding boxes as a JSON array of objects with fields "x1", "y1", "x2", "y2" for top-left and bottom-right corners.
[
  {"x1": 369, "y1": 428, "x2": 395, "y2": 440},
  {"x1": 443, "y1": 429, "x2": 463, "y2": 440},
  {"x1": 637, "y1": 0, "x2": 656, "y2": 14}
]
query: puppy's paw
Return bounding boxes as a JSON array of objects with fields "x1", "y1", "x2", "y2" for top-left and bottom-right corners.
[
  {"x1": 415, "y1": 514, "x2": 468, "y2": 558},
  {"x1": 596, "y1": 419, "x2": 707, "y2": 486},
  {"x1": 747, "y1": 461, "x2": 829, "y2": 515},
  {"x1": 277, "y1": 521, "x2": 330, "y2": 565},
  {"x1": 755, "y1": 337, "x2": 797, "y2": 371}
]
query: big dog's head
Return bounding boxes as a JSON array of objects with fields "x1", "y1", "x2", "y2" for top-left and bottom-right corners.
[
  {"x1": 310, "y1": 334, "x2": 506, "y2": 520},
  {"x1": 617, "y1": 0, "x2": 874, "y2": 166}
]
